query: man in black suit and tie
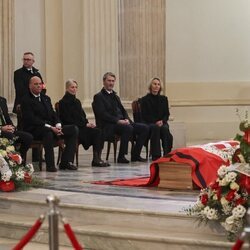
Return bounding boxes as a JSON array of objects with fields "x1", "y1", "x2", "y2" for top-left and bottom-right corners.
[
  {"x1": 93, "y1": 72, "x2": 149, "y2": 163},
  {"x1": 13, "y1": 52, "x2": 45, "y2": 161},
  {"x1": 21, "y1": 76, "x2": 78, "y2": 172},
  {"x1": 13, "y1": 52, "x2": 45, "y2": 114},
  {"x1": 0, "y1": 96, "x2": 33, "y2": 163}
]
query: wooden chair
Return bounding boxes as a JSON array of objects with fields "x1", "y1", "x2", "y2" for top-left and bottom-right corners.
[
  {"x1": 54, "y1": 102, "x2": 79, "y2": 167},
  {"x1": 17, "y1": 105, "x2": 65, "y2": 171},
  {"x1": 91, "y1": 102, "x2": 121, "y2": 163},
  {"x1": 131, "y1": 99, "x2": 150, "y2": 159}
]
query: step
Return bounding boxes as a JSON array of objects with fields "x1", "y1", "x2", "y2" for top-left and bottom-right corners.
[
  {"x1": 0, "y1": 190, "x2": 227, "y2": 240},
  {"x1": 0, "y1": 213, "x2": 239, "y2": 250}
]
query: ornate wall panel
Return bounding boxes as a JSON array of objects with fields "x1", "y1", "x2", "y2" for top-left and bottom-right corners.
[{"x1": 81, "y1": 0, "x2": 119, "y2": 106}]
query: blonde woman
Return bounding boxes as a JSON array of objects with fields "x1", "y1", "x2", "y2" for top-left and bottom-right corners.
[{"x1": 140, "y1": 77, "x2": 173, "y2": 160}]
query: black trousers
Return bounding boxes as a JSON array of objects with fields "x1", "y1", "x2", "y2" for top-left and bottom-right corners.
[
  {"x1": 79, "y1": 127, "x2": 103, "y2": 152},
  {"x1": 114, "y1": 122, "x2": 149, "y2": 158},
  {"x1": 34, "y1": 125, "x2": 78, "y2": 168},
  {"x1": 148, "y1": 123, "x2": 173, "y2": 158},
  {"x1": 1, "y1": 130, "x2": 33, "y2": 162}
]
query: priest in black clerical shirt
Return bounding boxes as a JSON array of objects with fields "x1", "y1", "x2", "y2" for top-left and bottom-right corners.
[
  {"x1": 93, "y1": 72, "x2": 149, "y2": 163},
  {"x1": 21, "y1": 76, "x2": 78, "y2": 172}
]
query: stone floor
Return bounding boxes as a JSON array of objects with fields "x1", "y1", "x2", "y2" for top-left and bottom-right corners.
[{"x1": 29, "y1": 147, "x2": 198, "y2": 213}]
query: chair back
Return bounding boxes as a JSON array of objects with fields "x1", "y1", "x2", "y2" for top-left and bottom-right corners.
[
  {"x1": 131, "y1": 99, "x2": 142, "y2": 123},
  {"x1": 16, "y1": 105, "x2": 23, "y2": 130},
  {"x1": 54, "y1": 102, "x2": 60, "y2": 115},
  {"x1": 91, "y1": 101, "x2": 101, "y2": 128}
]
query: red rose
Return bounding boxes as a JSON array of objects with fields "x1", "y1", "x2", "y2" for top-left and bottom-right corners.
[
  {"x1": 243, "y1": 129, "x2": 250, "y2": 144},
  {"x1": 0, "y1": 180, "x2": 15, "y2": 192},
  {"x1": 210, "y1": 181, "x2": 219, "y2": 190},
  {"x1": 225, "y1": 189, "x2": 236, "y2": 201},
  {"x1": 24, "y1": 172, "x2": 32, "y2": 184},
  {"x1": 200, "y1": 194, "x2": 208, "y2": 205},
  {"x1": 235, "y1": 197, "x2": 246, "y2": 206},
  {"x1": 216, "y1": 187, "x2": 222, "y2": 200},
  {"x1": 240, "y1": 175, "x2": 250, "y2": 193}
]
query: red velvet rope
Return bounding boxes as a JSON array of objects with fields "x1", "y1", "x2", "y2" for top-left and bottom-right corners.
[
  {"x1": 64, "y1": 223, "x2": 84, "y2": 250},
  {"x1": 232, "y1": 239, "x2": 244, "y2": 250},
  {"x1": 12, "y1": 215, "x2": 44, "y2": 250}
]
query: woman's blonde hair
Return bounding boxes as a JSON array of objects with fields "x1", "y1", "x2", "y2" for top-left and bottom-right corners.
[
  {"x1": 65, "y1": 79, "x2": 78, "y2": 89},
  {"x1": 148, "y1": 77, "x2": 162, "y2": 94}
]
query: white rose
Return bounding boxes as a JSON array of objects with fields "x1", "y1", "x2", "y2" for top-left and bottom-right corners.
[
  {"x1": 225, "y1": 215, "x2": 235, "y2": 225},
  {"x1": 219, "y1": 178, "x2": 228, "y2": 186},
  {"x1": 220, "y1": 197, "x2": 229, "y2": 206},
  {"x1": 230, "y1": 182, "x2": 239, "y2": 191},
  {"x1": 6, "y1": 146, "x2": 15, "y2": 152},
  {"x1": 0, "y1": 150, "x2": 7, "y2": 158},
  {"x1": 225, "y1": 172, "x2": 237, "y2": 183},
  {"x1": 217, "y1": 165, "x2": 228, "y2": 178}
]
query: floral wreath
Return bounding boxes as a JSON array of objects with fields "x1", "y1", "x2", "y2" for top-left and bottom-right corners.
[
  {"x1": 187, "y1": 109, "x2": 250, "y2": 241},
  {"x1": 0, "y1": 137, "x2": 34, "y2": 191}
]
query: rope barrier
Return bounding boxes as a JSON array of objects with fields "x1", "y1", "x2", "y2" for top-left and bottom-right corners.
[
  {"x1": 62, "y1": 217, "x2": 83, "y2": 250},
  {"x1": 12, "y1": 195, "x2": 84, "y2": 249},
  {"x1": 12, "y1": 214, "x2": 45, "y2": 250}
]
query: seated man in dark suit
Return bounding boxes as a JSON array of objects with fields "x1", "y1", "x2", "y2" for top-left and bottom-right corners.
[
  {"x1": 21, "y1": 76, "x2": 78, "y2": 172},
  {"x1": 93, "y1": 72, "x2": 149, "y2": 163},
  {"x1": 0, "y1": 96, "x2": 33, "y2": 163}
]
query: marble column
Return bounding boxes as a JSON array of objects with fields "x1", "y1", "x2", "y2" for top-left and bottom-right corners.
[
  {"x1": 118, "y1": 0, "x2": 166, "y2": 102},
  {"x1": 81, "y1": 0, "x2": 119, "y2": 107},
  {"x1": 0, "y1": 0, "x2": 14, "y2": 103}
]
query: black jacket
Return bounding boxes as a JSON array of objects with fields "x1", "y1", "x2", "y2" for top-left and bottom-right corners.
[
  {"x1": 0, "y1": 97, "x2": 13, "y2": 126},
  {"x1": 13, "y1": 66, "x2": 43, "y2": 113},
  {"x1": 59, "y1": 92, "x2": 88, "y2": 127},
  {"x1": 21, "y1": 92, "x2": 59, "y2": 138},
  {"x1": 93, "y1": 88, "x2": 131, "y2": 139},
  {"x1": 140, "y1": 93, "x2": 170, "y2": 124}
]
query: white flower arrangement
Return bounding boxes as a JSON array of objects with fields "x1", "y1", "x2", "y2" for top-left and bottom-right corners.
[
  {"x1": 186, "y1": 165, "x2": 249, "y2": 241},
  {"x1": 0, "y1": 138, "x2": 34, "y2": 191}
]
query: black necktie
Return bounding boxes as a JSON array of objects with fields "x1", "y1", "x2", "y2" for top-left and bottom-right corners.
[{"x1": 35, "y1": 96, "x2": 41, "y2": 102}]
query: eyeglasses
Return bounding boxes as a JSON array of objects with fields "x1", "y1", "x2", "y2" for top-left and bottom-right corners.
[{"x1": 23, "y1": 58, "x2": 33, "y2": 61}]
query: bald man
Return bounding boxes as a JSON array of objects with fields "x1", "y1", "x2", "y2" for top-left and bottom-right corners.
[{"x1": 21, "y1": 76, "x2": 78, "y2": 172}]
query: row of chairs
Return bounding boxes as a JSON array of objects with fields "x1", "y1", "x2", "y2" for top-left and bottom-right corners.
[{"x1": 16, "y1": 99, "x2": 147, "y2": 170}]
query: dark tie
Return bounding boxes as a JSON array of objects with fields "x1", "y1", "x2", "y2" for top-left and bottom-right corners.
[{"x1": 35, "y1": 96, "x2": 41, "y2": 102}]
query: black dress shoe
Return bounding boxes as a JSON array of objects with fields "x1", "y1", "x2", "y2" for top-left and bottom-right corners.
[
  {"x1": 59, "y1": 162, "x2": 77, "y2": 170},
  {"x1": 117, "y1": 157, "x2": 129, "y2": 164},
  {"x1": 91, "y1": 160, "x2": 110, "y2": 167},
  {"x1": 46, "y1": 167, "x2": 58, "y2": 172},
  {"x1": 131, "y1": 156, "x2": 147, "y2": 162}
]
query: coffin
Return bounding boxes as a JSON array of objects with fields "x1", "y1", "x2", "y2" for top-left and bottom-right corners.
[{"x1": 158, "y1": 162, "x2": 199, "y2": 190}]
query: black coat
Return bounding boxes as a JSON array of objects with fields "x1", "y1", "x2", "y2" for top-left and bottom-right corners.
[
  {"x1": 58, "y1": 92, "x2": 88, "y2": 127},
  {"x1": 0, "y1": 97, "x2": 13, "y2": 126},
  {"x1": 13, "y1": 66, "x2": 43, "y2": 113},
  {"x1": 21, "y1": 92, "x2": 59, "y2": 138},
  {"x1": 140, "y1": 93, "x2": 170, "y2": 124},
  {"x1": 93, "y1": 88, "x2": 131, "y2": 140}
]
